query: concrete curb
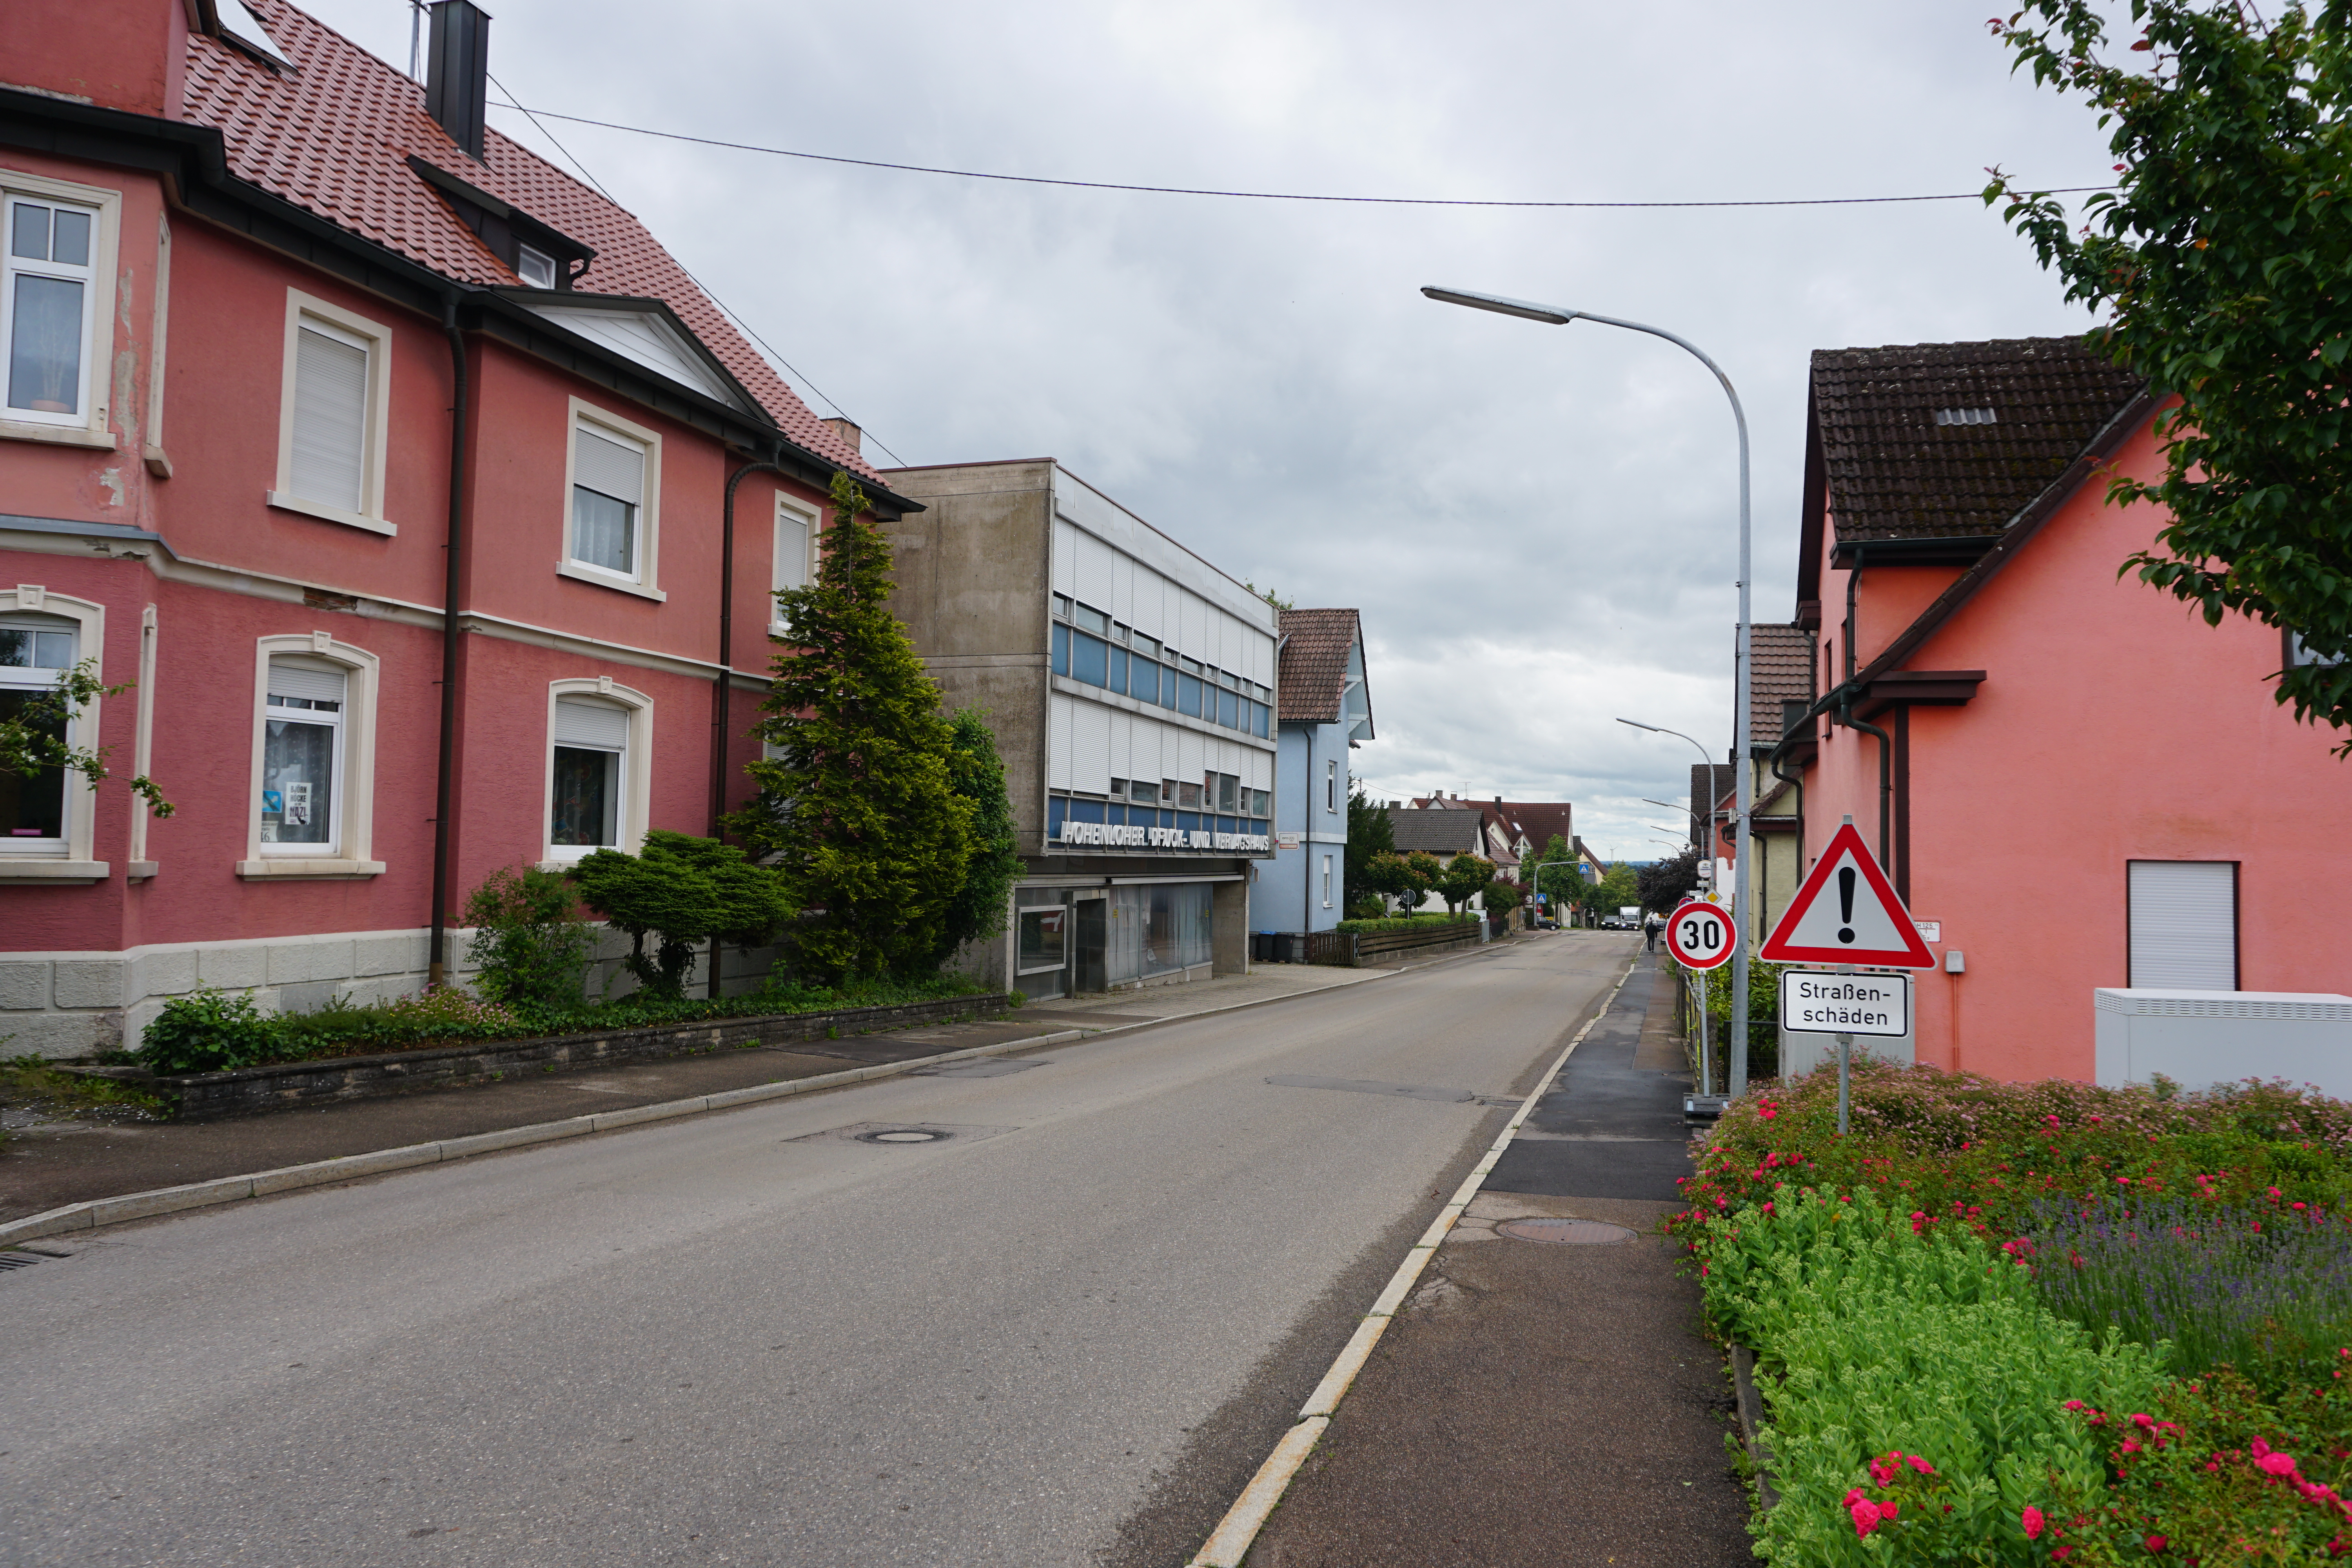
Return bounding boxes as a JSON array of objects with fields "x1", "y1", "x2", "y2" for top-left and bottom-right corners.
[
  {"x1": 1185, "y1": 952, "x2": 1639, "y2": 1567},
  {"x1": 0, "y1": 953, "x2": 1454, "y2": 1250}
]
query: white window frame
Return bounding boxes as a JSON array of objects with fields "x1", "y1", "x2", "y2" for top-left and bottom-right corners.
[
  {"x1": 542, "y1": 676, "x2": 652, "y2": 866},
  {"x1": 268, "y1": 289, "x2": 396, "y2": 535},
  {"x1": 557, "y1": 399, "x2": 666, "y2": 601},
  {"x1": 0, "y1": 170, "x2": 120, "y2": 452},
  {"x1": 0, "y1": 586, "x2": 105, "y2": 881},
  {"x1": 239, "y1": 633, "x2": 383, "y2": 878},
  {"x1": 515, "y1": 243, "x2": 557, "y2": 290},
  {"x1": 1325, "y1": 757, "x2": 1338, "y2": 813},
  {"x1": 1321, "y1": 854, "x2": 1334, "y2": 909},
  {"x1": 772, "y1": 492, "x2": 819, "y2": 631}
]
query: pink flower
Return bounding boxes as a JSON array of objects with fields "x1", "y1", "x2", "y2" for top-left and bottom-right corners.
[
  {"x1": 2022, "y1": 1506, "x2": 2046, "y2": 1539},
  {"x1": 1849, "y1": 1499, "x2": 1882, "y2": 1538},
  {"x1": 1907, "y1": 1454, "x2": 1935, "y2": 1475},
  {"x1": 2253, "y1": 1438, "x2": 2299, "y2": 1478},
  {"x1": 2146, "y1": 1536, "x2": 2167, "y2": 1552},
  {"x1": 2062, "y1": 1400, "x2": 2087, "y2": 1413},
  {"x1": 2132, "y1": 1413, "x2": 2156, "y2": 1429}
]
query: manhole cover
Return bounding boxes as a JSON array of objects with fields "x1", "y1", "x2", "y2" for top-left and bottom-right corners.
[
  {"x1": 1499, "y1": 1219, "x2": 1635, "y2": 1245},
  {"x1": 856, "y1": 1128, "x2": 949, "y2": 1144}
]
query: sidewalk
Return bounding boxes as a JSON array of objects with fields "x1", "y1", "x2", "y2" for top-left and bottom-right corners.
[
  {"x1": 0, "y1": 954, "x2": 1445, "y2": 1227},
  {"x1": 1239, "y1": 952, "x2": 1751, "y2": 1566}
]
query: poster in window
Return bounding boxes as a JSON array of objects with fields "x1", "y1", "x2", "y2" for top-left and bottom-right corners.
[{"x1": 283, "y1": 780, "x2": 312, "y2": 828}]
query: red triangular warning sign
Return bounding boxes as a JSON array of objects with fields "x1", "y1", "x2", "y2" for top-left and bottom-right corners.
[{"x1": 1758, "y1": 822, "x2": 1934, "y2": 967}]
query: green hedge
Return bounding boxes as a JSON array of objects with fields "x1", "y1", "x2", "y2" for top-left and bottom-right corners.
[
  {"x1": 1332, "y1": 913, "x2": 1481, "y2": 935},
  {"x1": 133, "y1": 973, "x2": 1003, "y2": 1076}
]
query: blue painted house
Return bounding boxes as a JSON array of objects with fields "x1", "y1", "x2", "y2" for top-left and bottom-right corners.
[{"x1": 1265, "y1": 609, "x2": 1373, "y2": 933}]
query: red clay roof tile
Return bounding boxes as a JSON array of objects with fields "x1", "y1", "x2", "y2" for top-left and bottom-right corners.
[{"x1": 185, "y1": 2, "x2": 877, "y2": 481}]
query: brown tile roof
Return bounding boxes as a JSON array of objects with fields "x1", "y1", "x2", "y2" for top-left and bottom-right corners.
[
  {"x1": 1384, "y1": 808, "x2": 1486, "y2": 856},
  {"x1": 1276, "y1": 608, "x2": 1362, "y2": 723},
  {"x1": 1749, "y1": 623, "x2": 1815, "y2": 746},
  {"x1": 1811, "y1": 338, "x2": 2143, "y2": 542},
  {"x1": 1493, "y1": 800, "x2": 1574, "y2": 851},
  {"x1": 185, "y1": 1, "x2": 875, "y2": 480}
]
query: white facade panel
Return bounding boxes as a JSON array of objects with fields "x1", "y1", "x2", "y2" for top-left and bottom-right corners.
[
  {"x1": 1108, "y1": 710, "x2": 1133, "y2": 784},
  {"x1": 1181, "y1": 592, "x2": 1207, "y2": 663},
  {"x1": 1156, "y1": 718, "x2": 1180, "y2": 788},
  {"x1": 1177, "y1": 726, "x2": 1205, "y2": 786},
  {"x1": 1247, "y1": 748, "x2": 1272, "y2": 791},
  {"x1": 1131, "y1": 565, "x2": 1165, "y2": 639},
  {"x1": 1112, "y1": 551, "x2": 1134, "y2": 627},
  {"x1": 1052, "y1": 521, "x2": 1078, "y2": 598},
  {"x1": 1048, "y1": 693, "x2": 1074, "y2": 789},
  {"x1": 1076, "y1": 530, "x2": 1115, "y2": 613},
  {"x1": 1074, "y1": 701, "x2": 1112, "y2": 794}
]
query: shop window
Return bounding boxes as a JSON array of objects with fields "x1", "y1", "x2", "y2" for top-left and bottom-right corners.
[{"x1": 1018, "y1": 902, "x2": 1068, "y2": 975}]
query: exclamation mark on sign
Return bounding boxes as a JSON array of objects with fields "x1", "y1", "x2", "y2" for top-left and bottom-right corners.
[{"x1": 1836, "y1": 867, "x2": 1857, "y2": 944}]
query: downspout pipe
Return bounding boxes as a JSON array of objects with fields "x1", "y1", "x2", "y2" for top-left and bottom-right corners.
[
  {"x1": 712, "y1": 457, "x2": 787, "y2": 1000},
  {"x1": 1302, "y1": 726, "x2": 1314, "y2": 935},
  {"x1": 1838, "y1": 692, "x2": 1894, "y2": 872},
  {"x1": 427, "y1": 297, "x2": 470, "y2": 990},
  {"x1": 713, "y1": 459, "x2": 786, "y2": 839}
]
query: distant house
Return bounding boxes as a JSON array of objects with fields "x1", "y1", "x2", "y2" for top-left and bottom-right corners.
[
  {"x1": 1776, "y1": 335, "x2": 2352, "y2": 1082},
  {"x1": 1386, "y1": 802, "x2": 1501, "y2": 914},
  {"x1": 1267, "y1": 608, "x2": 1373, "y2": 932},
  {"x1": 1697, "y1": 623, "x2": 1815, "y2": 936}
]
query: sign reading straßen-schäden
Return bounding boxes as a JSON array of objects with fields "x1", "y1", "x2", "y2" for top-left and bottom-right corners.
[{"x1": 1778, "y1": 971, "x2": 1911, "y2": 1038}]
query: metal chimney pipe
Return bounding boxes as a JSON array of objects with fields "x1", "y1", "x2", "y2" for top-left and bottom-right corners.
[{"x1": 425, "y1": 2, "x2": 491, "y2": 161}]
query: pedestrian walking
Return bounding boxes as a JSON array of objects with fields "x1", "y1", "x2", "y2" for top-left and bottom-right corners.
[{"x1": 1642, "y1": 909, "x2": 1662, "y2": 952}]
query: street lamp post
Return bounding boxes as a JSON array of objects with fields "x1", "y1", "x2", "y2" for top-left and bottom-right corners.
[{"x1": 1426, "y1": 285, "x2": 1754, "y2": 1098}]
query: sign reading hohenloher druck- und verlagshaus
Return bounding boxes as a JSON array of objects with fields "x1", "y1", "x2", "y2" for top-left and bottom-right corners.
[
  {"x1": 1778, "y1": 971, "x2": 1911, "y2": 1038},
  {"x1": 1057, "y1": 820, "x2": 1270, "y2": 854}
]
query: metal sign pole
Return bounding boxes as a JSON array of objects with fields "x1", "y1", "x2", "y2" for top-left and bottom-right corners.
[
  {"x1": 1835, "y1": 960, "x2": 1855, "y2": 1136},
  {"x1": 1694, "y1": 966, "x2": 1713, "y2": 1098}
]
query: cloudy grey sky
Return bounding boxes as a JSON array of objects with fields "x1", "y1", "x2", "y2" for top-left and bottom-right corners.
[{"x1": 303, "y1": 0, "x2": 2113, "y2": 862}]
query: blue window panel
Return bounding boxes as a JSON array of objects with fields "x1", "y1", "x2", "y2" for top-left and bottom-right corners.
[
  {"x1": 1158, "y1": 809, "x2": 1175, "y2": 828},
  {"x1": 1072, "y1": 632, "x2": 1108, "y2": 687},
  {"x1": 1130, "y1": 658, "x2": 1158, "y2": 703},
  {"x1": 1176, "y1": 811, "x2": 1200, "y2": 832},
  {"x1": 1178, "y1": 673, "x2": 1203, "y2": 718},
  {"x1": 1217, "y1": 816, "x2": 1236, "y2": 835},
  {"x1": 1218, "y1": 688, "x2": 1239, "y2": 728},
  {"x1": 1108, "y1": 646, "x2": 1128, "y2": 696},
  {"x1": 1160, "y1": 666, "x2": 1178, "y2": 708},
  {"x1": 1051, "y1": 622, "x2": 1069, "y2": 676},
  {"x1": 1105, "y1": 802, "x2": 1126, "y2": 825},
  {"x1": 1047, "y1": 796, "x2": 1067, "y2": 836},
  {"x1": 1071, "y1": 798, "x2": 1105, "y2": 824},
  {"x1": 1254, "y1": 702, "x2": 1271, "y2": 739}
]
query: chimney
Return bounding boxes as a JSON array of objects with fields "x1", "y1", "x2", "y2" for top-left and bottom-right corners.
[
  {"x1": 821, "y1": 417, "x2": 863, "y2": 455},
  {"x1": 425, "y1": 2, "x2": 492, "y2": 162}
]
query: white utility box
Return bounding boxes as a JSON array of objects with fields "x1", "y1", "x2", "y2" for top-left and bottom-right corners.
[{"x1": 2093, "y1": 989, "x2": 2352, "y2": 1096}]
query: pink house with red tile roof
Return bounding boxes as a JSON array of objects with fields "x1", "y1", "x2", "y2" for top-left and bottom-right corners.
[
  {"x1": 1777, "y1": 336, "x2": 2351, "y2": 1084},
  {"x1": 0, "y1": 0, "x2": 916, "y2": 1053}
]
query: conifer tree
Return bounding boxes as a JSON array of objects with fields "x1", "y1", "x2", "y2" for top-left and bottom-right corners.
[
  {"x1": 732, "y1": 472, "x2": 974, "y2": 982},
  {"x1": 931, "y1": 708, "x2": 1023, "y2": 970}
]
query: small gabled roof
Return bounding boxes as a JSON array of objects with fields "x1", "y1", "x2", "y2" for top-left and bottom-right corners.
[
  {"x1": 1386, "y1": 808, "x2": 1485, "y2": 856},
  {"x1": 182, "y1": 0, "x2": 877, "y2": 481},
  {"x1": 1278, "y1": 608, "x2": 1367, "y2": 726}
]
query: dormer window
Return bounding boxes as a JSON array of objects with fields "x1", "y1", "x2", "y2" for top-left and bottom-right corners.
[
  {"x1": 516, "y1": 244, "x2": 557, "y2": 290},
  {"x1": 1934, "y1": 407, "x2": 1997, "y2": 426}
]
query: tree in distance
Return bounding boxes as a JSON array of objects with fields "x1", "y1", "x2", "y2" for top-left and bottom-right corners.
[
  {"x1": 1434, "y1": 853, "x2": 1499, "y2": 916},
  {"x1": 1639, "y1": 846, "x2": 1702, "y2": 913},
  {"x1": 730, "y1": 471, "x2": 975, "y2": 983},
  {"x1": 1991, "y1": 2, "x2": 2352, "y2": 746}
]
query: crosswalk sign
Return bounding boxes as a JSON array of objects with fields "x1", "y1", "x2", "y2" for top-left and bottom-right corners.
[{"x1": 1758, "y1": 822, "x2": 1934, "y2": 968}]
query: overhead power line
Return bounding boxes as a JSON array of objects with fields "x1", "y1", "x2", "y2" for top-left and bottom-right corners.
[
  {"x1": 498, "y1": 105, "x2": 2111, "y2": 210},
  {"x1": 485, "y1": 76, "x2": 907, "y2": 467}
]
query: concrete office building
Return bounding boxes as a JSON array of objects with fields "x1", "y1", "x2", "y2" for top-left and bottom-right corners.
[
  {"x1": 880, "y1": 460, "x2": 1278, "y2": 998},
  {"x1": 1266, "y1": 608, "x2": 1373, "y2": 933}
]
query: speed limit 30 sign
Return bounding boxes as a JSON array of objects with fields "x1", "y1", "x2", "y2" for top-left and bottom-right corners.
[{"x1": 1665, "y1": 901, "x2": 1737, "y2": 970}]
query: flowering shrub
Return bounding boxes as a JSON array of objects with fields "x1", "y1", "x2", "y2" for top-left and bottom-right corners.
[
  {"x1": 2022, "y1": 1372, "x2": 2352, "y2": 1563},
  {"x1": 1690, "y1": 1188, "x2": 2158, "y2": 1564},
  {"x1": 1676, "y1": 1061, "x2": 2352, "y2": 1561}
]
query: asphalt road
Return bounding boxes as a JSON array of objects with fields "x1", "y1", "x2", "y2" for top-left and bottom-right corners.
[{"x1": 0, "y1": 934, "x2": 1635, "y2": 1568}]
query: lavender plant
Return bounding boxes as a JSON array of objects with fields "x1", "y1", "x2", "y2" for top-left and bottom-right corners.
[{"x1": 2025, "y1": 1194, "x2": 2352, "y2": 1394}]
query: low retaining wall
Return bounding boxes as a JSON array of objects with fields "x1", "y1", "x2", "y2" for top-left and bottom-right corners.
[
  {"x1": 1306, "y1": 924, "x2": 1486, "y2": 968},
  {"x1": 92, "y1": 993, "x2": 1012, "y2": 1121}
]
